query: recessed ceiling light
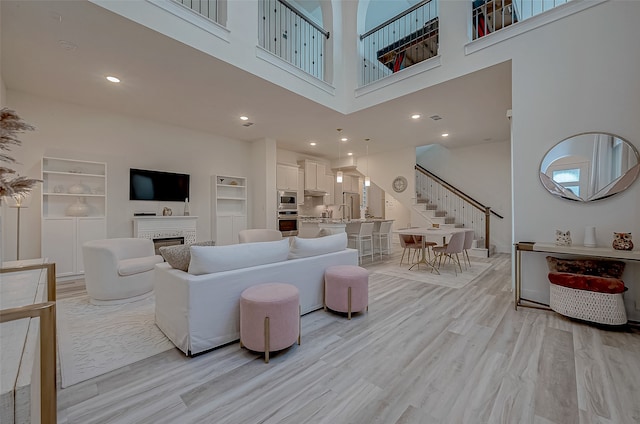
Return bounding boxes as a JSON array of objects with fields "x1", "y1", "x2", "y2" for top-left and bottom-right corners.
[
  {"x1": 341, "y1": 137, "x2": 348, "y2": 142},
  {"x1": 347, "y1": 152, "x2": 353, "y2": 156},
  {"x1": 106, "y1": 76, "x2": 120, "y2": 83},
  {"x1": 411, "y1": 114, "x2": 421, "y2": 119},
  {"x1": 309, "y1": 142, "x2": 317, "y2": 146},
  {"x1": 442, "y1": 133, "x2": 449, "y2": 137},
  {"x1": 240, "y1": 116, "x2": 249, "y2": 121}
]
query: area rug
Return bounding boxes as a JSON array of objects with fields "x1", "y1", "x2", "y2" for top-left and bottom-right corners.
[
  {"x1": 57, "y1": 294, "x2": 175, "y2": 388},
  {"x1": 374, "y1": 260, "x2": 493, "y2": 289}
]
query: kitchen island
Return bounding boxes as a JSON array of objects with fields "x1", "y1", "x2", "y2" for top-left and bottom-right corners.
[{"x1": 297, "y1": 218, "x2": 393, "y2": 238}]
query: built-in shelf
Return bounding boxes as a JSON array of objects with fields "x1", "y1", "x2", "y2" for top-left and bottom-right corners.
[
  {"x1": 212, "y1": 175, "x2": 247, "y2": 245},
  {"x1": 41, "y1": 157, "x2": 107, "y2": 279}
]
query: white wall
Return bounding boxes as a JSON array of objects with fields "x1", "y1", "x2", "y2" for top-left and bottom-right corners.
[
  {"x1": 509, "y1": 1, "x2": 640, "y2": 319},
  {"x1": 4, "y1": 90, "x2": 252, "y2": 260},
  {"x1": 250, "y1": 138, "x2": 277, "y2": 229},
  {"x1": 417, "y1": 141, "x2": 512, "y2": 253}
]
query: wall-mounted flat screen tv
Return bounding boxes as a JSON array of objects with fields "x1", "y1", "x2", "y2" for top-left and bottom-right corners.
[{"x1": 129, "y1": 168, "x2": 190, "y2": 201}]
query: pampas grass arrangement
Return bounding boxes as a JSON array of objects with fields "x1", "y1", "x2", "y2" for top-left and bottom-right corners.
[{"x1": 0, "y1": 107, "x2": 40, "y2": 199}]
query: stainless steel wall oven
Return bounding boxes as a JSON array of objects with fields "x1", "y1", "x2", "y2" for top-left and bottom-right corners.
[{"x1": 277, "y1": 210, "x2": 298, "y2": 236}]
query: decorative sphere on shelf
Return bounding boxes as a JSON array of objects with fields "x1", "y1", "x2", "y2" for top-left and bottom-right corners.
[
  {"x1": 68, "y1": 183, "x2": 88, "y2": 194},
  {"x1": 66, "y1": 198, "x2": 90, "y2": 216}
]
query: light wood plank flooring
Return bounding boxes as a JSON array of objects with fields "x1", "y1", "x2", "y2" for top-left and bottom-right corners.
[{"x1": 56, "y1": 250, "x2": 640, "y2": 424}]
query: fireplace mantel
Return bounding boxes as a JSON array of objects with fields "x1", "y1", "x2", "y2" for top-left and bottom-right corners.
[{"x1": 133, "y1": 216, "x2": 197, "y2": 244}]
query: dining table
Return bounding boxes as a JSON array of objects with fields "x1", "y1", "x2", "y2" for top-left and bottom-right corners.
[{"x1": 394, "y1": 227, "x2": 469, "y2": 274}]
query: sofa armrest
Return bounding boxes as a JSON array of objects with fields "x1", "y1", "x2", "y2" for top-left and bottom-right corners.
[{"x1": 118, "y1": 255, "x2": 164, "y2": 276}]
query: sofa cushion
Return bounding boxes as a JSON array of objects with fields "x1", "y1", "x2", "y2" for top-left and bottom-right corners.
[
  {"x1": 545, "y1": 256, "x2": 625, "y2": 278},
  {"x1": 288, "y1": 232, "x2": 347, "y2": 259},
  {"x1": 548, "y1": 271, "x2": 626, "y2": 294},
  {"x1": 188, "y1": 238, "x2": 290, "y2": 275},
  {"x1": 160, "y1": 241, "x2": 215, "y2": 271},
  {"x1": 118, "y1": 255, "x2": 164, "y2": 276}
]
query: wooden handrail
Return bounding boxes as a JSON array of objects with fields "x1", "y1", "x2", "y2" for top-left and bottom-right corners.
[
  {"x1": 1, "y1": 302, "x2": 57, "y2": 423},
  {"x1": 1, "y1": 262, "x2": 57, "y2": 423},
  {"x1": 1, "y1": 262, "x2": 56, "y2": 302},
  {"x1": 416, "y1": 165, "x2": 504, "y2": 253},
  {"x1": 415, "y1": 165, "x2": 504, "y2": 219}
]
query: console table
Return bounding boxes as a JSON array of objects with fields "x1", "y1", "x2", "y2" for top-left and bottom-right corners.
[{"x1": 514, "y1": 242, "x2": 640, "y2": 310}]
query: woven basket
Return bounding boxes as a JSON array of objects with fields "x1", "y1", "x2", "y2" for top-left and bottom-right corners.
[{"x1": 549, "y1": 283, "x2": 627, "y2": 325}]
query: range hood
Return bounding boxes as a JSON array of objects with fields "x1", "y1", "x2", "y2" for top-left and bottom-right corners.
[{"x1": 304, "y1": 189, "x2": 327, "y2": 196}]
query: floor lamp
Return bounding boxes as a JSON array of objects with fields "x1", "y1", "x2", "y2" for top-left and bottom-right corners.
[{"x1": 7, "y1": 193, "x2": 30, "y2": 260}]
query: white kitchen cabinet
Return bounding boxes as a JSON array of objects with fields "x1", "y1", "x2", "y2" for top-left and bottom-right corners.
[
  {"x1": 301, "y1": 160, "x2": 327, "y2": 192},
  {"x1": 324, "y1": 173, "x2": 335, "y2": 205},
  {"x1": 297, "y1": 169, "x2": 305, "y2": 205},
  {"x1": 212, "y1": 175, "x2": 247, "y2": 245},
  {"x1": 41, "y1": 157, "x2": 107, "y2": 278},
  {"x1": 276, "y1": 163, "x2": 298, "y2": 191},
  {"x1": 42, "y1": 217, "x2": 106, "y2": 277}
]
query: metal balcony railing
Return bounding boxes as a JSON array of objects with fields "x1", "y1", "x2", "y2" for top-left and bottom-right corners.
[
  {"x1": 259, "y1": 0, "x2": 330, "y2": 81},
  {"x1": 472, "y1": 0, "x2": 569, "y2": 40},
  {"x1": 173, "y1": 0, "x2": 218, "y2": 22},
  {"x1": 360, "y1": 0, "x2": 439, "y2": 86}
]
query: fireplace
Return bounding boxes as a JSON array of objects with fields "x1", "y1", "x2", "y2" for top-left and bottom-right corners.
[{"x1": 152, "y1": 237, "x2": 185, "y2": 255}]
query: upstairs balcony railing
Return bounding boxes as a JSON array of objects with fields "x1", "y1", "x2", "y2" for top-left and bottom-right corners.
[
  {"x1": 173, "y1": 0, "x2": 218, "y2": 22},
  {"x1": 259, "y1": 0, "x2": 330, "y2": 81},
  {"x1": 472, "y1": 0, "x2": 569, "y2": 40},
  {"x1": 360, "y1": 0, "x2": 439, "y2": 86}
]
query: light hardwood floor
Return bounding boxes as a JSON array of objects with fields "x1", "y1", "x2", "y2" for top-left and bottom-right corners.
[{"x1": 56, "y1": 249, "x2": 640, "y2": 424}]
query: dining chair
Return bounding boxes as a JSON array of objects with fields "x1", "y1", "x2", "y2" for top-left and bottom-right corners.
[
  {"x1": 373, "y1": 220, "x2": 393, "y2": 258},
  {"x1": 462, "y1": 229, "x2": 475, "y2": 269},
  {"x1": 398, "y1": 233, "x2": 421, "y2": 266},
  {"x1": 348, "y1": 222, "x2": 375, "y2": 264},
  {"x1": 431, "y1": 231, "x2": 465, "y2": 275}
]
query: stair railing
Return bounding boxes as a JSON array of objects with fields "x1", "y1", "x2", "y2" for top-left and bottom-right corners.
[
  {"x1": 415, "y1": 164, "x2": 503, "y2": 254},
  {"x1": 0, "y1": 263, "x2": 57, "y2": 423}
]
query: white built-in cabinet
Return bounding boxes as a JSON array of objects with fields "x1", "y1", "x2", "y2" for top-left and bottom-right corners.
[
  {"x1": 300, "y1": 160, "x2": 327, "y2": 192},
  {"x1": 41, "y1": 157, "x2": 107, "y2": 278},
  {"x1": 276, "y1": 163, "x2": 299, "y2": 191},
  {"x1": 212, "y1": 175, "x2": 247, "y2": 245}
]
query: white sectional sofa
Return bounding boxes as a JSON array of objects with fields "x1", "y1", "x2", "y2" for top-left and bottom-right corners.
[{"x1": 153, "y1": 233, "x2": 359, "y2": 355}]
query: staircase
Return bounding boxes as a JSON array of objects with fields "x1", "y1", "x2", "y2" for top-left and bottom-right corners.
[{"x1": 413, "y1": 165, "x2": 502, "y2": 257}]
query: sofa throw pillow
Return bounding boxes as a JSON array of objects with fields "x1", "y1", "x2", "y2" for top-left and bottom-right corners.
[
  {"x1": 545, "y1": 256, "x2": 625, "y2": 278},
  {"x1": 159, "y1": 241, "x2": 215, "y2": 272},
  {"x1": 288, "y1": 232, "x2": 347, "y2": 259},
  {"x1": 188, "y1": 238, "x2": 290, "y2": 275}
]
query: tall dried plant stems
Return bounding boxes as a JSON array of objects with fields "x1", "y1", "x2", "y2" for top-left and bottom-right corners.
[{"x1": 0, "y1": 107, "x2": 39, "y2": 198}]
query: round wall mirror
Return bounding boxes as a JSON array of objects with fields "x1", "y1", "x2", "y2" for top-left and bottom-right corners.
[{"x1": 540, "y1": 132, "x2": 640, "y2": 202}]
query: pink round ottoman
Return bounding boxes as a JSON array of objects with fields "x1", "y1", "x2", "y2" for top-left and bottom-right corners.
[
  {"x1": 240, "y1": 283, "x2": 300, "y2": 363},
  {"x1": 324, "y1": 265, "x2": 369, "y2": 319}
]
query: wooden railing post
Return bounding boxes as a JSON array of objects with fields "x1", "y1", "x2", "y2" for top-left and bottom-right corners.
[
  {"x1": 1, "y1": 262, "x2": 57, "y2": 423},
  {"x1": 485, "y1": 207, "x2": 491, "y2": 256}
]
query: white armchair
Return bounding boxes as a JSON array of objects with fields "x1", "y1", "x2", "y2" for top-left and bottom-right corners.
[{"x1": 83, "y1": 238, "x2": 164, "y2": 305}]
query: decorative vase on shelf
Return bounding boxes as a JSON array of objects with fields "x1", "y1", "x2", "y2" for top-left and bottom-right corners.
[
  {"x1": 66, "y1": 198, "x2": 89, "y2": 216},
  {"x1": 584, "y1": 226, "x2": 597, "y2": 247},
  {"x1": 184, "y1": 198, "x2": 190, "y2": 216},
  {"x1": 68, "y1": 182, "x2": 88, "y2": 194}
]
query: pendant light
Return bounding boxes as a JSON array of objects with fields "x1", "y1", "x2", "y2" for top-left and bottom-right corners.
[
  {"x1": 336, "y1": 129, "x2": 343, "y2": 183},
  {"x1": 364, "y1": 138, "x2": 371, "y2": 187}
]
